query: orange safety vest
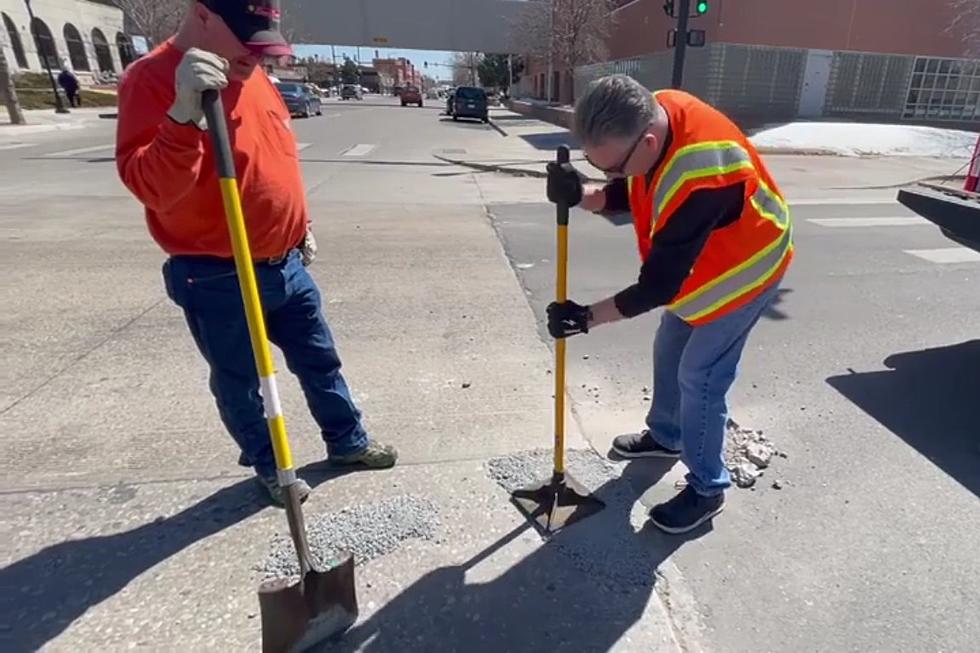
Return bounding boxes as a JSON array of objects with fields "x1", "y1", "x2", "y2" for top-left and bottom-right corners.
[{"x1": 627, "y1": 90, "x2": 793, "y2": 326}]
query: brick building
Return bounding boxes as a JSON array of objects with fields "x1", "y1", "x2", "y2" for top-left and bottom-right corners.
[
  {"x1": 373, "y1": 57, "x2": 421, "y2": 91},
  {"x1": 521, "y1": 0, "x2": 980, "y2": 128}
]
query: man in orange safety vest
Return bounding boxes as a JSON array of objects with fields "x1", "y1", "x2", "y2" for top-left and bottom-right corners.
[{"x1": 546, "y1": 74, "x2": 793, "y2": 534}]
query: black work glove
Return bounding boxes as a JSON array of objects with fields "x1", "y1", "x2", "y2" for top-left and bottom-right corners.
[
  {"x1": 547, "y1": 300, "x2": 592, "y2": 339},
  {"x1": 546, "y1": 161, "x2": 584, "y2": 207}
]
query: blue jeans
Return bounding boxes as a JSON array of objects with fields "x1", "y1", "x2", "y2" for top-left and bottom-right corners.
[
  {"x1": 646, "y1": 281, "x2": 780, "y2": 497},
  {"x1": 162, "y1": 250, "x2": 369, "y2": 479}
]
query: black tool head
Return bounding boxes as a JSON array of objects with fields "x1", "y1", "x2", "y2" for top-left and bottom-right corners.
[
  {"x1": 511, "y1": 473, "x2": 605, "y2": 535},
  {"x1": 257, "y1": 553, "x2": 358, "y2": 653}
]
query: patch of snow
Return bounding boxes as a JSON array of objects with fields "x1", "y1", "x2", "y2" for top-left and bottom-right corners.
[{"x1": 750, "y1": 122, "x2": 979, "y2": 158}]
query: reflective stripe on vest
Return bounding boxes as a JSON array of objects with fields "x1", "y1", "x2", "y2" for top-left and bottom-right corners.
[
  {"x1": 669, "y1": 226, "x2": 793, "y2": 322},
  {"x1": 751, "y1": 179, "x2": 790, "y2": 228},
  {"x1": 652, "y1": 140, "x2": 754, "y2": 224}
]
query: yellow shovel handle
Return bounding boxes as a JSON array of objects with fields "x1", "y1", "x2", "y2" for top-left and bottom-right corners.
[
  {"x1": 553, "y1": 145, "x2": 571, "y2": 477},
  {"x1": 202, "y1": 90, "x2": 295, "y2": 478}
]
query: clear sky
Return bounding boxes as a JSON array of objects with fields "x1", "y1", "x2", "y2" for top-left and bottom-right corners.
[{"x1": 292, "y1": 44, "x2": 456, "y2": 81}]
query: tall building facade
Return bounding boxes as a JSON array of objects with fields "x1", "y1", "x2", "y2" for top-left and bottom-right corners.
[{"x1": 1, "y1": 0, "x2": 132, "y2": 83}]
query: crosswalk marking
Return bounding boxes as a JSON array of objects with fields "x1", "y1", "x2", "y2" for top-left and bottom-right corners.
[
  {"x1": 342, "y1": 143, "x2": 375, "y2": 157},
  {"x1": 808, "y1": 217, "x2": 929, "y2": 228},
  {"x1": 904, "y1": 248, "x2": 980, "y2": 264},
  {"x1": 43, "y1": 144, "x2": 114, "y2": 157}
]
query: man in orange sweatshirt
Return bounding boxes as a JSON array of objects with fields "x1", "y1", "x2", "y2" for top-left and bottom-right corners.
[{"x1": 115, "y1": 0, "x2": 397, "y2": 506}]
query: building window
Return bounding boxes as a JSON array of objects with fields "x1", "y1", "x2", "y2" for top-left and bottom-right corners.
[
  {"x1": 2, "y1": 13, "x2": 28, "y2": 68},
  {"x1": 91, "y1": 28, "x2": 114, "y2": 73},
  {"x1": 116, "y1": 32, "x2": 135, "y2": 69},
  {"x1": 63, "y1": 23, "x2": 90, "y2": 71},
  {"x1": 904, "y1": 56, "x2": 980, "y2": 121},
  {"x1": 30, "y1": 17, "x2": 59, "y2": 70}
]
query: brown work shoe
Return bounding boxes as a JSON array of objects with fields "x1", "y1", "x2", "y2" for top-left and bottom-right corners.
[
  {"x1": 329, "y1": 439, "x2": 398, "y2": 469},
  {"x1": 258, "y1": 475, "x2": 311, "y2": 507}
]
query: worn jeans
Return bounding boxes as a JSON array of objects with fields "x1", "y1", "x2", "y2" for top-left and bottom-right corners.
[
  {"x1": 645, "y1": 280, "x2": 781, "y2": 497},
  {"x1": 162, "y1": 250, "x2": 368, "y2": 479}
]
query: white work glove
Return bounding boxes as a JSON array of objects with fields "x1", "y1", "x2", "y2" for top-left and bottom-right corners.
[
  {"x1": 168, "y1": 48, "x2": 229, "y2": 130},
  {"x1": 301, "y1": 227, "x2": 318, "y2": 266}
]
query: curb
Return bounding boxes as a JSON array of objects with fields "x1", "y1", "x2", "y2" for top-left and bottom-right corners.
[{"x1": 431, "y1": 153, "x2": 606, "y2": 182}]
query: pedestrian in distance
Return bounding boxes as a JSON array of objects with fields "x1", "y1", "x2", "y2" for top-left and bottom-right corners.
[
  {"x1": 57, "y1": 67, "x2": 81, "y2": 107},
  {"x1": 546, "y1": 74, "x2": 793, "y2": 534},
  {"x1": 114, "y1": 0, "x2": 398, "y2": 506}
]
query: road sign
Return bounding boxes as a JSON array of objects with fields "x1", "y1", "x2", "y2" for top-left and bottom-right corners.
[{"x1": 372, "y1": 37, "x2": 389, "y2": 44}]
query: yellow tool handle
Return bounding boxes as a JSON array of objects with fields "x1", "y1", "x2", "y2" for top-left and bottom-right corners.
[
  {"x1": 202, "y1": 90, "x2": 295, "y2": 476},
  {"x1": 553, "y1": 145, "x2": 572, "y2": 477}
]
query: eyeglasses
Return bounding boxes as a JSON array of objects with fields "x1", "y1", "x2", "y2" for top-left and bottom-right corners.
[{"x1": 584, "y1": 124, "x2": 652, "y2": 176}]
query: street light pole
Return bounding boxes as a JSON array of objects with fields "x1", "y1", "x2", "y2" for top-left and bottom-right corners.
[{"x1": 23, "y1": 0, "x2": 69, "y2": 114}]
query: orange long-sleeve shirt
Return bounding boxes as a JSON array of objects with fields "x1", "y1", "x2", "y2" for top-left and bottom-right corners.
[{"x1": 115, "y1": 41, "x2": 308, "y2": 259}]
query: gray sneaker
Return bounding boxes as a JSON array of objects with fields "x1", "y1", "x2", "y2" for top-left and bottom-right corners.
[
  {"x1": 258, "y1": 475, "x2": 312, "y2": 507},
  {"x1": 329, "y1": 439, "x2": 398, "y2": 469}
]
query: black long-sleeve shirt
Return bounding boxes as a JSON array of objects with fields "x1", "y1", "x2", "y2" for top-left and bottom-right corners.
[{"x1": 605, "y1": 177, "x2": 746, "y2": 318}]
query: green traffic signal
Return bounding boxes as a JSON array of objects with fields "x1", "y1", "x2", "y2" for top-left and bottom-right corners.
[{"x1": 695, "y1": 0, "x2": 709, "y2": 14}]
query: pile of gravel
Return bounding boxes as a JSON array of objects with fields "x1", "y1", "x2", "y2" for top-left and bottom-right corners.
[
  {"x1": 486, "y1": 448, "x2": 669, "y2": 589},
  {"x1": 257, "y1": 495, "x2": 439, "y2": 579},
  {"x1": 485, "y1": 448, "x2": 618, "y2": 494},
  {"x1": 724, "y1": 419, "x2": 786, "y2": 488}
]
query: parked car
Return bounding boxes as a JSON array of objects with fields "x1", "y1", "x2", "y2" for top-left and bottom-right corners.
[
  {"x1": 400, "y1": 85, "x2": 423, "y2": 107},
  {"x1": 341, "y1": 84, "x2": 363, "y2": 100},
  {"x1": 450, "y1": 86, "x2": 489, "y2": 123},
  {"x1": 275, "y1": 82, "x2": 322, "y2": 118}
]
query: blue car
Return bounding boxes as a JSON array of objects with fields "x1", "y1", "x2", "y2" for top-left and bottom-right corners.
[{"x1": 275, "y1": 82, "x2": 322, "y2": 118}]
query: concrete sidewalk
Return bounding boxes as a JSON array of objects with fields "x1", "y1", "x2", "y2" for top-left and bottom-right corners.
[
  {"x1": 0, "y1": 107, "x2": 113, "y2": 137},
  {"x1": 0, "y1": 179, "x2": 690, "y2": 649}
]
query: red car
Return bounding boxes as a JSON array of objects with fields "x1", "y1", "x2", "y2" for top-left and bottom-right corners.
[{"x1": 400, "y1": 85, "x2": 423, "y2": 107}]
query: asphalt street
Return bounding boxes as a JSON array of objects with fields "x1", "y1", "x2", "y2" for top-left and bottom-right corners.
[{"x1": 1, "y1": 94, "x2": 978, "y2": 652}]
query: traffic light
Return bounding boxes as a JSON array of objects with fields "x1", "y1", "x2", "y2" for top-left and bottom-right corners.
[
  {"x1": 663, "y1": 1, "x2": 674, "y2": 17},
  {"x1": 695, "y1": 0, "x2": 709, "y2": 15}
]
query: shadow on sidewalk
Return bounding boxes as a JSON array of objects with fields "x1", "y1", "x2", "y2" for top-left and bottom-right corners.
[
  {"x1": 827, "y1": 340, "x2": 980, "y2": 498},
  {"x1": 519, "y1": 131, "x2": 580, "y2": 151},
  {"x1": 0, "y1": 465, "x2": 352, "y2": 652},
  {"x1": 323, "y1": 460, "x2": 704, "y2": 652}
]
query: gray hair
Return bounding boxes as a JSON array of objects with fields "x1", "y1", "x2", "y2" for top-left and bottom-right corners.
[{"x1": 574, "y1": 74, "x2": 655, "y2": 146}]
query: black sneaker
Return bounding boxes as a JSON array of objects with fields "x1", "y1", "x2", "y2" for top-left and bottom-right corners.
[
  {"x1": 650, "y1": 486, "x2": 725, "y2": 534},
  {"x1": 612, "y1": 430, "x2": 681, "y2": 459}
]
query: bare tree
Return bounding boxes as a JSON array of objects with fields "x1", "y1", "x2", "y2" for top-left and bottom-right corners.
[
  {"x1": 451, "y1": 52, "x2": 482, "y2": 87},
  {"x1": 510, "y1": 0, "x2": 615, "y2": 100},
  {"x1": 949, "y1": 0, "x2": 980, "y2": 58},
  {"x1": 109, "y1": 0, "x2": 186, "y2": 47}
]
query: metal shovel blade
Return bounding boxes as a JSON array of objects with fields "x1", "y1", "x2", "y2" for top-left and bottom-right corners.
[
  {"x1": 258, "y1": 553, "x2": 358, "y2": 653},
  {"x1": 511, "y1": 472, "x2": 605, "y2": 535}
]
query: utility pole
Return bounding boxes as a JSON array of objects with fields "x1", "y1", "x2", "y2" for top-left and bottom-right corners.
[
  {"x1": 24, "y1": 0, "x2": 69, "y2": 114},
  {"x1": 0, "y1": 43, "x2": 26, "y2": 125}
]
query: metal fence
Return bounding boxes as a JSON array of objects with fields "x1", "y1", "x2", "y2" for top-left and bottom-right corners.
[{"x1": 572, "y1": 43, "x2": 980, "y2": 128}]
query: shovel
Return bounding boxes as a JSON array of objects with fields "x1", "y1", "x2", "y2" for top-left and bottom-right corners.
[
  {"x1": 511, "y1": 145, "x2": 606, "y2": 535},
  {"x1": 201, "y1": 90, "x2": 358, "y2": 652}
]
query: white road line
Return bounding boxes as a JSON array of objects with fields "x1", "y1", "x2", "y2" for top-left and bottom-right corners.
[
  {"x1": 904, "y1": 248, "x2": 980, "y2": 264},
  {"x1": 43, "y1": 143, "x2": 114, "y2": 157},
  {"x1": 297, "y1": 142, "x2": 313, "y2": 152},
  {"x1": 0, "y1": 142, "x2": 33, "y2": 151},
  {"x1": 808, "y1": 217, "x2": 929, "y2": 228},
  {"x1": 342, "y1": 143, "x2": 375, "y2": 157}
]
